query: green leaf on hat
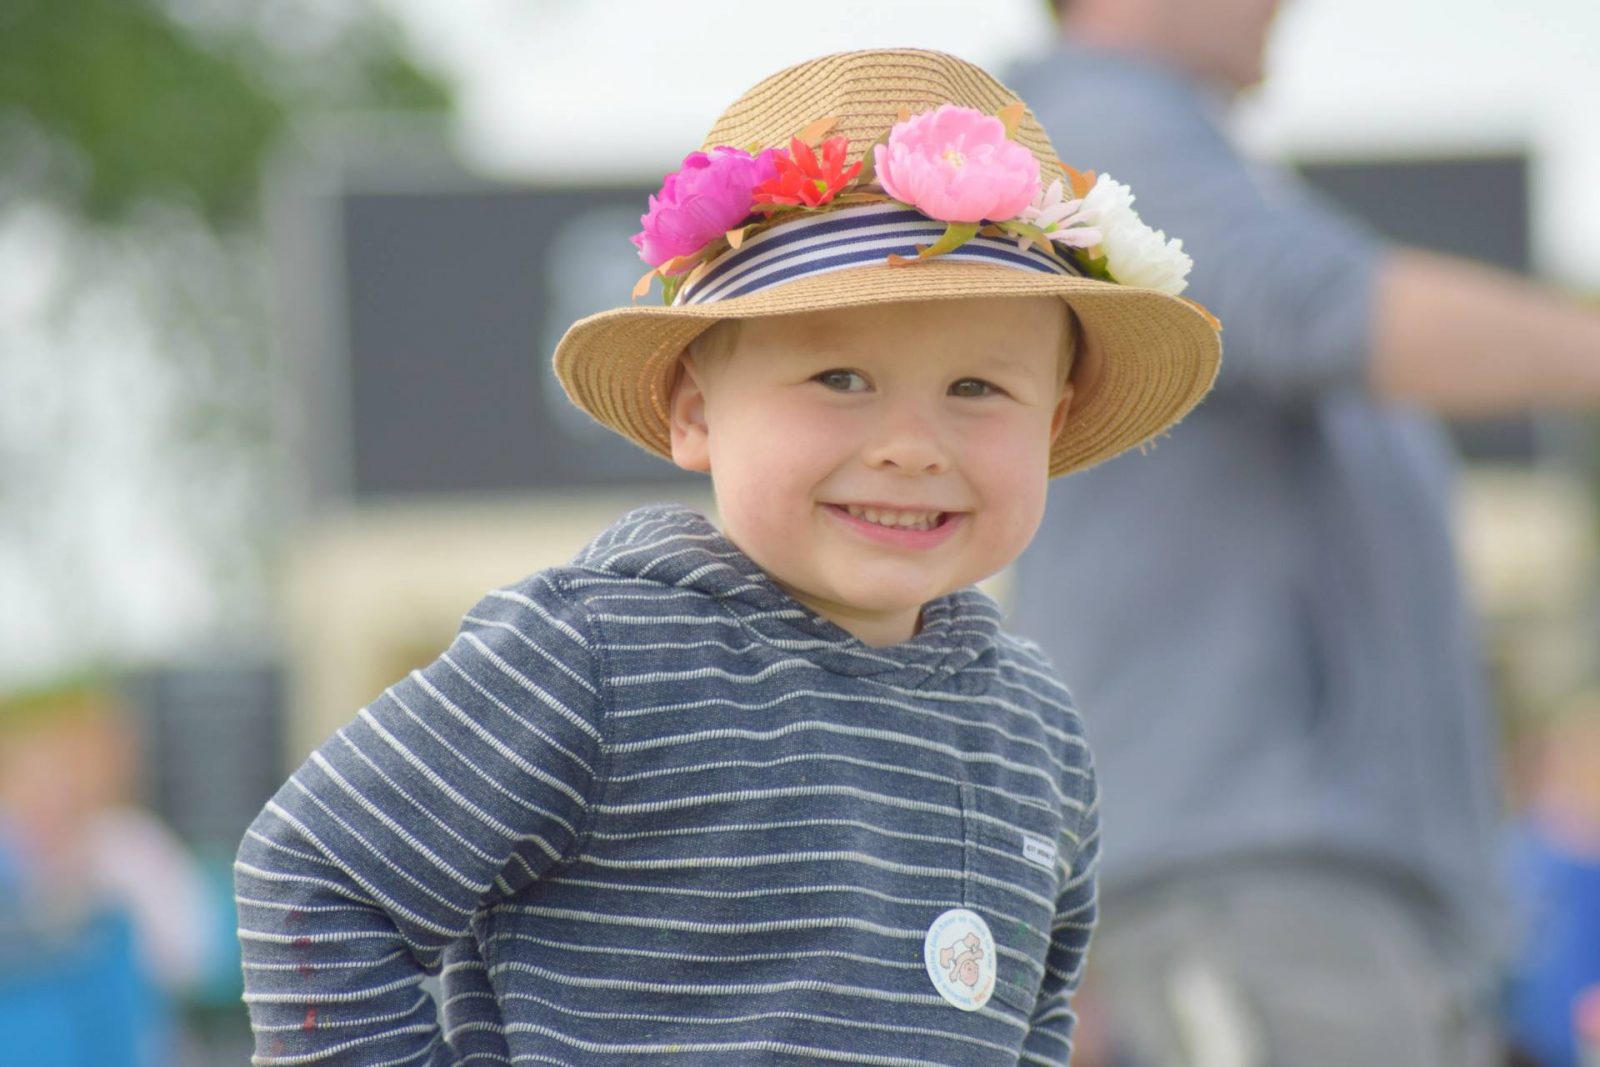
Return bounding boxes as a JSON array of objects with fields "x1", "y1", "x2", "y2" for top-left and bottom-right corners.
[
  {"x1": 854, "y1": 128, "x2": 894, "y2": 187},
  {"x1": 1073, "y1": 249, "x2": 1113, "y2": 282},
  {"x1": 828, "y1": 191, "x2": 892, "y2": 207},
  {"x1": 994, "y1": 219, "x2": 1072, "y2": 265},
  {"x1": 916, "y1": 221, "x2": 981, "y2": 261}
]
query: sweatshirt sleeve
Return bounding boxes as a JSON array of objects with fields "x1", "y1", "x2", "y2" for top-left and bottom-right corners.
[
  {"x1": 1019, "y1": 751, "x2": 1102, "y2": 1066},
  {"x1": 1022, "y1": 61, "x2": 1392, "y2": 405},
  {"x1": 234, "y1": 570, "x2": 607, "y2": 1065}
]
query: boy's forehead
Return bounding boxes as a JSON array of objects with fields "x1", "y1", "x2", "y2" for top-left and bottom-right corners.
[
  {"x1": 746, "y1": 301, "x2": 1068, "y2": 368},
  {"x1": 759, "y1": 298, "x2": 1060, "y2": 343}
]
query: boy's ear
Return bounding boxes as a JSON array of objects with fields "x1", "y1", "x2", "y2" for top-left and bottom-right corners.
[
  {"x1": 667, "y1": 353, "x2": 712, "y2": 472},
  {"x1": 1048, "y1": 379, "x2": 1075, "y2": 445}
]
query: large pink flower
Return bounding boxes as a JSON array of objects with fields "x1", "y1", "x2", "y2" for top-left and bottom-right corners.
[
  {"x1": 873, "y1": 104, "x2": 1041, "y2": 224},
  {"x1": 631, "y1": 147, "x2": 780, "y2": 269}
]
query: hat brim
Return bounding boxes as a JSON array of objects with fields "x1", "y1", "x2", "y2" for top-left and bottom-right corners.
[{"x1": 552, "y1": 259, "x2": 1221, "y2": 478}]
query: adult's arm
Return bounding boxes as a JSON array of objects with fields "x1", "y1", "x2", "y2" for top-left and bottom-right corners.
[
  {"x1": 1022, "y1": 59, "x2": 1388, "y2": 402},
  {"x1": 1025, "y1": 55, "x2": 1600, "y2": 410},
  {"x1": 1370, "y1": 246, "x2": 1600, "y2": 415}
]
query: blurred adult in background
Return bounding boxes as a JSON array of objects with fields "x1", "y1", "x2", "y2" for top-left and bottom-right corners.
[{"x1": 1005, "y1": 1, "x2": 1600, "y2": 1064}]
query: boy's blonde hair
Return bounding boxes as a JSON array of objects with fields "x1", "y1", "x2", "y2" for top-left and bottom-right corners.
[{"x1": 686, "y1": 302, "x2": 1080, "y2": 388}]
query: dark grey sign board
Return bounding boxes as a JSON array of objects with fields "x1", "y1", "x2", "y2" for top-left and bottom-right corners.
[{"x1": 294, "y1": 153, "x2": 1539, "y2": 500}]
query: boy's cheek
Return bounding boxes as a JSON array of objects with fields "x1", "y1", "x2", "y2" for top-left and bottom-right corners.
[
  {"x1": 958, "y1": 422, "x2": 1055, "y2": 478},
  {"x1": 730, "y1": 411, "x2": 849, "y2": 477}
]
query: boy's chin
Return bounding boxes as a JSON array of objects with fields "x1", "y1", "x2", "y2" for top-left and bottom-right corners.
[
  {"x1": 776, "y1": 573, "x2": 939, "y2": 622},
  {"x1": 828, "y1": 581, "x2": 959, "y2": 618}
]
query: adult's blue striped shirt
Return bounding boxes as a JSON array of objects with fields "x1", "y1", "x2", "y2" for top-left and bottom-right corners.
[{"x1": 235, "y1": 503, "x2": 1100, "y2": 1065}]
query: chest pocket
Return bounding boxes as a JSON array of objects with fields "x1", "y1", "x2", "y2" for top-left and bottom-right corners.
[{"x1": 960, "y1": 780, "x2": 1066, "y2": 1014}]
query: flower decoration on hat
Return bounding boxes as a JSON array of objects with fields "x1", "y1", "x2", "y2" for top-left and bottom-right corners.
[
  {"x1": 1077, "y1": 172, "x2": 1194, "y2": 295},
  {"x1": 872, "y1": 105, "x2": 1039, "y2": 224},
  {"x1": 752, "y1": 135, "x2": 862, "y2": 210},
  {"x1": 630, "y1": 146, "x2": 780, "y2": 269},
  {"x1": 630, "y1": 103, "x2": 1198, "y2": 307},
  {"x1": 1019, "y1": 179, "x2": 1101, "y2": 252}
]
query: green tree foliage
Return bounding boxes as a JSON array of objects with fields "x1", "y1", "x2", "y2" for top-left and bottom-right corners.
[
  {"x1": 0, "y1": 0, "x2": 456, "y2": 685},
  {"x1": 0, "y1": 0, "x2": 452, "y2": 225}
]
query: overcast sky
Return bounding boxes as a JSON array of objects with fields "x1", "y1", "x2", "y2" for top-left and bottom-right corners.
[{"x1": 382, "y1": 0, "x2": 1600, "y2": 286}]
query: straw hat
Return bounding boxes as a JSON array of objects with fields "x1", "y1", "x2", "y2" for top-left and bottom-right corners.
[{"x1": 552, "y1": 48, "x2": 1222, "y2": 478}]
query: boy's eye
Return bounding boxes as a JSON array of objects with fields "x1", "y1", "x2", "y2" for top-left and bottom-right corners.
[
  {"x1": 814, "y1": 369, "x2": 868, "y2": 392},
  {"x1": 949, "y1": 378, "x2": 999, "y2": 398}
]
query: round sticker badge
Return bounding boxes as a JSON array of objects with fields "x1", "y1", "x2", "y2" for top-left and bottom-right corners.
[{"x1": 923, "y1": 907, "x2": 996, "y2": 1011}]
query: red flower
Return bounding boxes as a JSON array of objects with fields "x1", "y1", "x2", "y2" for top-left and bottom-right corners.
[{"x1": 752, "y1": 135, "x2": 863, "y2": 209}]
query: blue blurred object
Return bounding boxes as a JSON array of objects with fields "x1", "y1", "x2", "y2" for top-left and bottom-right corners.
[
  {"x1": 0, "y1": 909, "x2": 172, "y2": 1067},
  {"x1": 1504, "y1": 820, "x2": 1600, "y2": 1067},
  {"x1": 189, "y1": 848, "x2": 244, "y2": 1006},
  {"x1": 0, "y1": 833, "x2": 172, "y2": 1067}
]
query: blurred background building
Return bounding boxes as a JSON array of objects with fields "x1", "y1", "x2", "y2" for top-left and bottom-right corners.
[{"x1": 3, "y1": 0, "x2": 1599, "y2": 1062}]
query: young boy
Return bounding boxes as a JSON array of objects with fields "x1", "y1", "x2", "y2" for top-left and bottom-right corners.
[{"x1": 236, "y1": 47, "x2": 1219, "y2": 1066}]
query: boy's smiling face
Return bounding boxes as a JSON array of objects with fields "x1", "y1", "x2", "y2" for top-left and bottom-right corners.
[{"x1": 668, "y1": 295, "x2": 1074, "y2": 648}]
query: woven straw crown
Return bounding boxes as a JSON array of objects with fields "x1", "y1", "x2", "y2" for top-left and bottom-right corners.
[
  {"x1": 701, "y1": 49, "x2": 1070, "y2": 191},
  {"x1": 551, "y1": 47, "x2": 1222, "y2": 478}
]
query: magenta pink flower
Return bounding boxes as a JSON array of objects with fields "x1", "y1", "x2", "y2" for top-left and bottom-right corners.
[
  {"x1": 631, "y1": 147, "x2": 780, "y2": 269},
  {"x1": 873, "y1": 104, "x2": 1041, "y2": 224}
]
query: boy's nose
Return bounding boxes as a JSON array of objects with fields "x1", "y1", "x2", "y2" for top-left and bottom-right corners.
[{"x1": 862, "y1": 402, "x2": 951, "y2": 475}]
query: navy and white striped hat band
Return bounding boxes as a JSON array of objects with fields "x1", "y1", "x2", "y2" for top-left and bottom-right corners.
[{"x1": 672, "y1": 201, "x2": 1087, "y2": 307}]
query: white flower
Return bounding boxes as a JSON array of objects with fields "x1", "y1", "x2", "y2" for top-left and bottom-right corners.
[
  {"x1": 1017, "y1": 179, "x2": 1101, "y2": 251},
  {"x1": 1078, "y1": 173, "x2": 1193, "y2": 295},
  {"x1": 1102, "y1": 218, "x2": 1193, "y2": 295},
  {"x1": 1078, "y1": 172, "x2": 1136, "y2": 226}
]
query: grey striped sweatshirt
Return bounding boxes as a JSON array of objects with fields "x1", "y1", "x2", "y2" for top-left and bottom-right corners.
[{"x1": 236, "y1": 503, "x2": 1100, "y2": 1066}]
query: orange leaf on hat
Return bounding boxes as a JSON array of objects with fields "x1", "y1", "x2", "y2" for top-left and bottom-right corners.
[
  {"x1": 793, "y1": 114, "x2": 840, "y2": 147},
  {"x1": 996, "y1": 101, "x2": 1026, "y2": 138},
  {"x1": 631, "y1": 267, "x2": 658, "y2": 302},
  {"x1": 1061, "y1": 162, "x2": 1097, "y2": 200}
]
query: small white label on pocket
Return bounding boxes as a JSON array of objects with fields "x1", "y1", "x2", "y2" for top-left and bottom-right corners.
[{"x1": 1021, "y1": 833, "x2": 1056, "y2": 870}]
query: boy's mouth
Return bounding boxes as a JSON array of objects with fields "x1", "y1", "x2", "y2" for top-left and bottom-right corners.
[{"x1": 832, "y1": 503, "x2": 951, "y2": 532}]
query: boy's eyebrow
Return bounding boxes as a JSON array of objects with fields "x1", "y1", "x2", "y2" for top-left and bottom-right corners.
[{"x1": 782, "y1": 340, "x2": 867, "y2": 365}]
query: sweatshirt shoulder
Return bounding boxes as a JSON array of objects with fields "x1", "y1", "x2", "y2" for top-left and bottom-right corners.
[
  {"x1": 993, "y1": 629, "x2": 1083, "y2": 722},
  {"x1": 464, "y1": 564, "x2": 596, "y2": 636},
  {"x1": 478, "y1": 557, "x2": 729, "y2": 639}
]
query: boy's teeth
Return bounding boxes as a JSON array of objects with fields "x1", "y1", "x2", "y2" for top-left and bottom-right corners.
[{"x1": 843, "y1": 504, "x2": 943, "y2": 531}]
